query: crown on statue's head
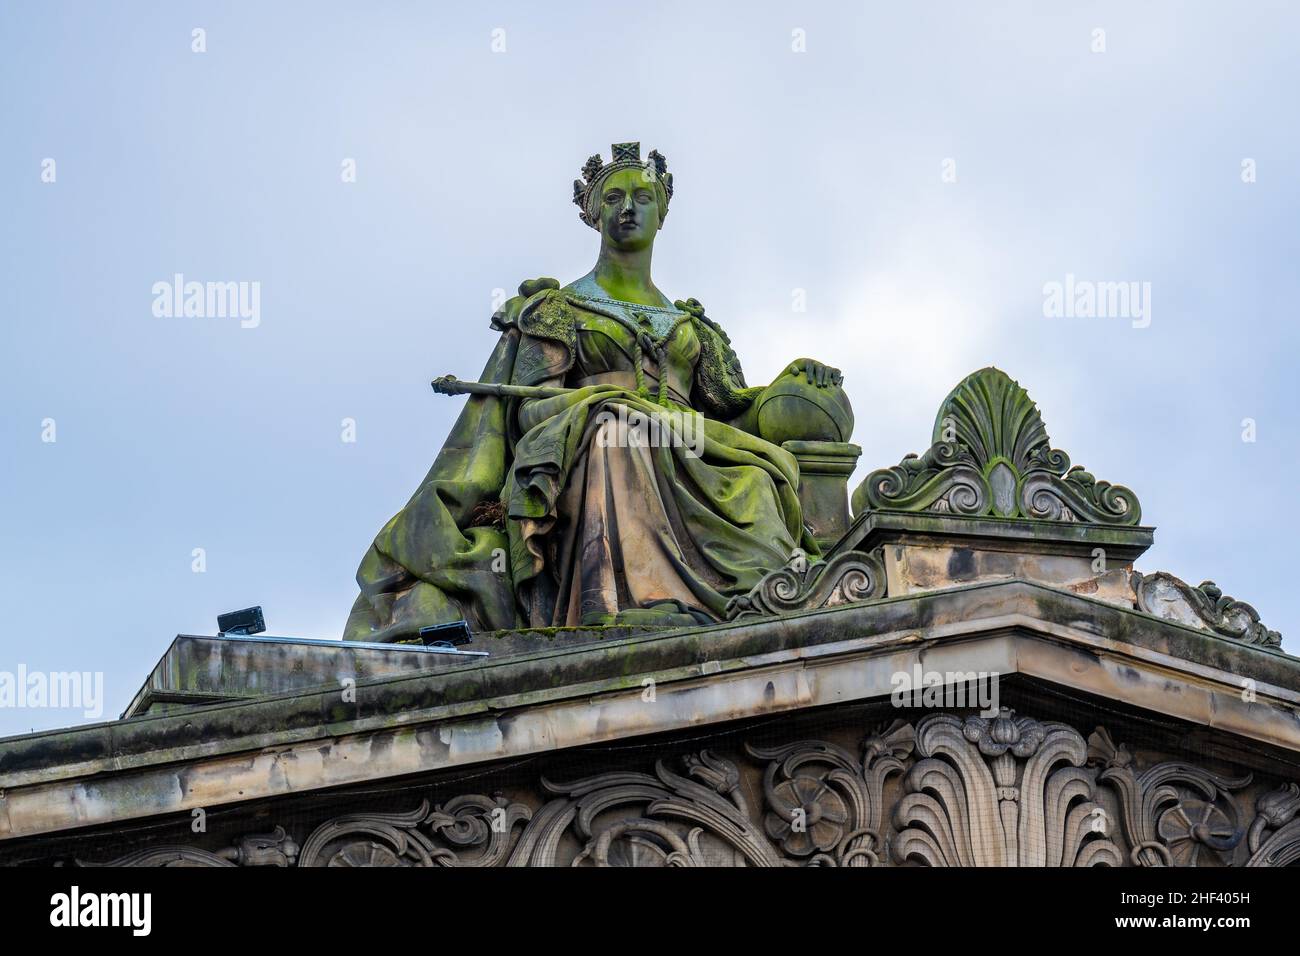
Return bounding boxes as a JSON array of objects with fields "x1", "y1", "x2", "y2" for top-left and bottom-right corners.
[{"x1": 572, "y1": 142, "x2": 674, "y2": 230}]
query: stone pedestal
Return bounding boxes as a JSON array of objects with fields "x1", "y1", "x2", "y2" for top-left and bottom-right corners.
[
  {"x1": 783, "y1": 440, "x2": 861, "y2": 549},
  {"x1": 833, "y1": 509, "x2": 1153, "y2": 608}
]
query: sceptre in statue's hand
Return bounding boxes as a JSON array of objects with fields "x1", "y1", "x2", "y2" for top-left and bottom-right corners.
[{"x1": 431, "y1": 374, "x2": 582, "y2": 400}]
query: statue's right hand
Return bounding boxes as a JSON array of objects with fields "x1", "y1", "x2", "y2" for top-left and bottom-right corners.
[{"x1": 787, "y1": 358, "x2": 843, "y2": 388}]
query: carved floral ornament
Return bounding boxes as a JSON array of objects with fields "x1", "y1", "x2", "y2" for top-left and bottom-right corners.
[
  {"x1": 851, "y1": 367, "x2": 1142, "y2": 525},
  {"x1": 74, "y1": 709, "x2": 1300, "y2": 868},
  {"x1": 720, "y1": 365, "x2": 1283, "y2": 651}
]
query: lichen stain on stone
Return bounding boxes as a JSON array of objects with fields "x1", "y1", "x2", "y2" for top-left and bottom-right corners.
[
  {"x1": 946, "y1": 548, "x2": 977, "y2": 580},
  {"x1": 366, "y1": 733, "x2": 394, "y2": 762},
  {"x1": 439, "y1": 719, "x2": 505, "y2": 760},
  {"x1": 499, "y1": 712, "x2": 551, "y2": 751},
  {"x1": 78, "y1": 781, "x2": 122, "y2": 822},
  {"x1": 255, "y1": 751, "x2": 285, "y2": 792},
  {"x1": 795, "y1": 670, "x2": 814, "y2": 706},
  {"x1": 415, "y1": 727, "x2": 453, "y2": 765}
]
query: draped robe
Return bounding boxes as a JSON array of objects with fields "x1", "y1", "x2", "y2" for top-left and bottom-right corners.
[{"x1": 344, "y1": 280, "x2": 815, "y2": 640}]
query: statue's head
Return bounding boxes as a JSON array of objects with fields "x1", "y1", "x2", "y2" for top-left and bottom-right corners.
[{"x1": 572, "y1": 142, "x2": 674, "y2": 250}]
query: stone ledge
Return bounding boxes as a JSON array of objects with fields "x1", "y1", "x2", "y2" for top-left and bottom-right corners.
[
  {"x1": 836, "y1": 508, "x2": 1155, "y2": 562},
  {"x1": 122, "y1": 625, "x2": 656, "y2": 718}
]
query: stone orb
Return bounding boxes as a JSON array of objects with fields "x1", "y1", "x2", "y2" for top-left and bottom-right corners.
[{"x1": 755, "y1": 367, "x2": 854, "y2": 445}]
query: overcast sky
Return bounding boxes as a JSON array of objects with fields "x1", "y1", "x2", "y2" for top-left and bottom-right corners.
[{"x1": 2, "y1": 0, "x2": 1297, "y2": 736}]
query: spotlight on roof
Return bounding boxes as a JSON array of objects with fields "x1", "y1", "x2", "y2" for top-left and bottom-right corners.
[
  {"x1": 418, "y1": 620, "x2": 472, "y2": 646},
  {"x1": 418, "y1": 620, "x2": 475, "y2": 649},
  {"x1": 217, "y1": 606, "x2": 266, "y2": 636}
]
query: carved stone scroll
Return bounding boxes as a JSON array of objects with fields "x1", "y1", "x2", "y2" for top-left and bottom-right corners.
[
  {"x1": 1135, "y1": 572, "x2": 1282, "y2": 648},
  {"x1": 725, "y1": 549, "x2": 886, "y2": 620}
]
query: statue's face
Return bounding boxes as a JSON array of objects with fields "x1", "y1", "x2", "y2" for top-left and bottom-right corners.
[{"x1": 597, "y1": 167, "x2": 661, "y2": 250}]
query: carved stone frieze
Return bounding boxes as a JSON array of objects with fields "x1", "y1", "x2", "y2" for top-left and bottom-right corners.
[
  {"x1": 68, "y1": 709, "x2": 1298, "y2": 868},
  {"x1": 892, "y1": 710, "x2": 1122, "y2": 866},
  {"x1": 294, "y1": 795, "x2": 531, "y2": 867},
  {"x1": 1087, "y1": 727, "x2": 1250, "y2": 866},
  {"x1": 1245, "y1": 782, "x2": 1300, "y2": 866},
  {"x1": 78, "y1": 827, "x2": 299, "y2": 868},
  {"x1": 745, "y1": 720, "x2": 914, "y2": 865},
  {"x1": 509, "y1": 750, "x2": 779, "y2": 867}
]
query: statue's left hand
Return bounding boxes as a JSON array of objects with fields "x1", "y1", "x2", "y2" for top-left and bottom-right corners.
[{"x1": 788, "y1": 358, "x2": 843, "y2": 389}]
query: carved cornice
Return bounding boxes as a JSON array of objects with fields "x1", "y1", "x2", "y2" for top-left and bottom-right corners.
[{"x1": 852, "y1": 367, "x2": 1141, "y2": 525}]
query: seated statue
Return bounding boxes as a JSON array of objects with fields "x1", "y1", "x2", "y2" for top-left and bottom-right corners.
[{"x1": 344, "y1": 142, "x2": 854, "y2": 640}]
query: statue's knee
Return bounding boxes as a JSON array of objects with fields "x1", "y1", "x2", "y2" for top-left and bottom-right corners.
[{"x1": 755, "y1": 370, "x2": 854, "y2": 445}]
